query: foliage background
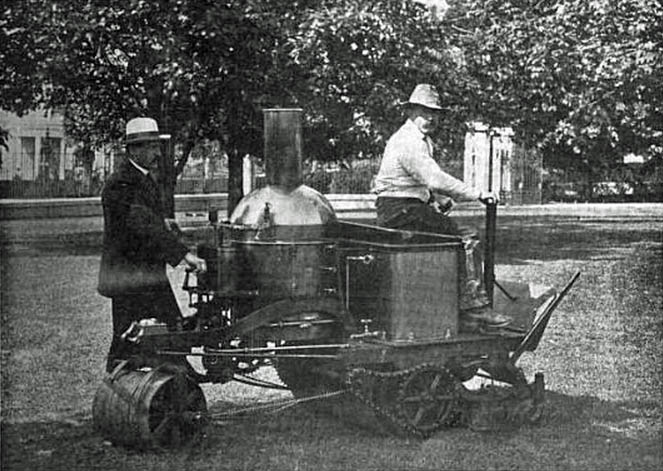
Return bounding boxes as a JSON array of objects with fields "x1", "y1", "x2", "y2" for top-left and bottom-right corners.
[{"x1": 1, "y1": 0, "x2": 661, "y2": 198}]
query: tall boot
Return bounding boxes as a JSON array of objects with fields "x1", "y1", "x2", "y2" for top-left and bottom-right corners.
[{"x1": 460, "y1": 280, "x2": 512, "y2": 332}]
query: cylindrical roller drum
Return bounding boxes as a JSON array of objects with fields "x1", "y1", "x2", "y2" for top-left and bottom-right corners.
[{"x1": 92, "y1": 366, "x2": 207, "y2": 449}]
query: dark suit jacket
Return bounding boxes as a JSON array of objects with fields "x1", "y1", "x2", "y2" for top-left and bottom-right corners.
[{"x1": 97, "y1": 161, "x2": 188, "y2": 297}]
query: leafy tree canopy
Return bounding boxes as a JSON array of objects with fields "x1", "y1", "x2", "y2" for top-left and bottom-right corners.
[
  {"x1": 1, "y1": 0, "x2": 661, "y2": 184},
  {"x1": 445, "y1": 0, "x2": 662, "y2": 177},
  {"x1": 2, "y1": 0, "x2": 275, "y2": 167},
  {"x1": 1, "y1": 0, "x2": 452, "y2": 162}
]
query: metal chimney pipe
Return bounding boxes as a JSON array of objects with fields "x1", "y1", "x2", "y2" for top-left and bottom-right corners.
[{"x1": 263, "y1": 108, "x2": 303, "y2": 191}]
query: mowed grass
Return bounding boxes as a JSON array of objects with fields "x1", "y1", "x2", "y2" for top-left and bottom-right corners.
[{"x1": 1, "y1": 217, "x2": 661, "y2": 470}]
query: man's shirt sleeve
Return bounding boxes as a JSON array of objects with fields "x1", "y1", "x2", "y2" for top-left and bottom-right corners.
[{"x1": 397, "y1": 138, "x2": 481, "y2": 202}]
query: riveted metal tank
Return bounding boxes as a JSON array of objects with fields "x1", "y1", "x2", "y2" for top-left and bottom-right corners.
[
  {"x1": 225, "y1": 109, "x2": 338, "y2": 303},
  {"x1": 230, "y1": 109, "x2": 336, "y2": 234}
]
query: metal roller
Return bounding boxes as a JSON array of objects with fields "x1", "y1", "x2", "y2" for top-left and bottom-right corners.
[{"x1": 92, "y1": 363, "x2": 207, "y2": 449}]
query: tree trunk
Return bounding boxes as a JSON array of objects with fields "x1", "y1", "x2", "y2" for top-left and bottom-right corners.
[
  {"x1": 160, "y1": 138, "x2": 176, "y2": 218},
  {"x1": 227, "y1": 148, "x2": 243, "y2": 218}
]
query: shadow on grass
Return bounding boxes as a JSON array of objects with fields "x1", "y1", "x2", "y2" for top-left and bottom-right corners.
[{"x1": 2, "y1": 391, "x2": 659, "y2": 471}]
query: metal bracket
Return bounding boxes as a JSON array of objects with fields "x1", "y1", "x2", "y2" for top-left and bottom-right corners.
[{"x1": 346, "y1": 254, "x2": 375, "y2": 264}]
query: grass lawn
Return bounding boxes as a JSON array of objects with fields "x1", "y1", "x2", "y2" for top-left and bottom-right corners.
[{"x1": 1, "y1": 216, "x2": 661, "y2": 470}]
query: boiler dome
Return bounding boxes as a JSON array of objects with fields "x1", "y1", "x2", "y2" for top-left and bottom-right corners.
[{"x1": 230, "y1": 184, "x2": 336, "y2": 227}]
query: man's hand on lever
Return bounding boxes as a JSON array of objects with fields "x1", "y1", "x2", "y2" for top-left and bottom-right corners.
[
  {"x1": 184, "y1": 252, "x2": 207, "y2": 274},
  {"x1": 479, "y1": 191, "x2": 499, "y2": 205},
  {"x1": 432, "y1": 194, "x2": 454, "y2": 214}
]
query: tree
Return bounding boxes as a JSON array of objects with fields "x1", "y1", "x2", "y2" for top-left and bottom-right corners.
[
  {"x1": 2, "y1": 0, "x2": 275, "y2": 211},
  {"x1": 279, "y1": 0, "x2": 463, "y2": 161},
  {"x1": 0, "y1": 127, "x2": 7, "y2": 169},
  {"x1": 2, "y1": 0, "x2": 469, "y2": 207},
  {"x1": 444, "y1": 0, "x2": 663, "y2": 192},
  {"x1": 5, "y1": 0, "x2": 660, "y2": 205}
]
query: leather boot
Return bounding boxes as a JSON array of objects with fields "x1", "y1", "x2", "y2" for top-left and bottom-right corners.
[{"x1": 462, "y1": 307, "x2": 512, "y2": 327}]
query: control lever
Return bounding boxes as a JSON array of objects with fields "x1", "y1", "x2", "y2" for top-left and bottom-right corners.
[
  {"x1": 346, "y1": 254, "x2": 375, "y2": 264},
  {"x1": 350, "y1": 318, "x2": 385, "y2": 340}
]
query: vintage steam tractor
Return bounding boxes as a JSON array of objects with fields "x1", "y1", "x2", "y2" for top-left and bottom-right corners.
[{"x1": 92, "y1": 109, "x2": 580, "y2": 448}]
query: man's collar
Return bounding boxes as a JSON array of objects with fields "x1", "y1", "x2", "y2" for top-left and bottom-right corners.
[
  {"x1": 128, "y1": 158, "x2": 150, "y2": 176},
  {"x1": 403, "y1": 118, "x2": 427, "y2": 139}
]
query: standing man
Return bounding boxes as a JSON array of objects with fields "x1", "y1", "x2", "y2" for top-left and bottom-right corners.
[
  {"x1": 374, "y1": 84, "x2": 511, "y2": 331},
  {"x1": 98, "y1": 117, "x2": 206, "y2": 372}
]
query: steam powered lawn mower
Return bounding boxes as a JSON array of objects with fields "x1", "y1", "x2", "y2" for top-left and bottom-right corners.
[{"x1": 92, "y1": 109, "x2": 580, "y2": 449}]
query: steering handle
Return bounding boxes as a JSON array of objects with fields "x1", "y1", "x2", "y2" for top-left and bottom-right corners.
[{"x1": 480, "y1": 194, "x2": 498, "y2": 206}]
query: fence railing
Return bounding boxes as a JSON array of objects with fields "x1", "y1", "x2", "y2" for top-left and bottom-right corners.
[
  {"x1": 0, "y1": 174, "x2": 105, "y2": 199},
  {"x1": 10, "y1": 159, "x2": 656, "y2": 204}
]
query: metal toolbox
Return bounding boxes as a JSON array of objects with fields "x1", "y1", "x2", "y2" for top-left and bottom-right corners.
[{"x1": 335, "y1": 222, "x2": 462, "y2": 341}]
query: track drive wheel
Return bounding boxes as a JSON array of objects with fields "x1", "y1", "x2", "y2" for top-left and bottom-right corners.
[{"x1": 396, "y1": 365, "x2": 460, "y2": 437}]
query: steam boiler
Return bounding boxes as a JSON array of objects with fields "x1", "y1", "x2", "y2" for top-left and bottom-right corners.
[{"x1": 92, "y1": 109, "x2": 579, "y2": 449}]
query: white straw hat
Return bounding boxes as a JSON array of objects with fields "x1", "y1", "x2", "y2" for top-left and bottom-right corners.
[
  {"x1": 406, "y1": 84, "x2": 443, "y2": 110},
  {"x1": 125, "y1": 117, "x2": 171, "y2": 144}
]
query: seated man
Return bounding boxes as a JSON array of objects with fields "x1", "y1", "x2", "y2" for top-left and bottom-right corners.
[{"x1": 373, "y1": 83, "x2": 511, "y2": 331}]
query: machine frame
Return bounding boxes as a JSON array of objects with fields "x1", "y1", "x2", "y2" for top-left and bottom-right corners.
[{"x1": 93, "y1": 210, "x2": 579, "y2": 448}]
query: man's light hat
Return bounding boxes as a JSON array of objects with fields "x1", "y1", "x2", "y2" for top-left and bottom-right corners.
[
  {"x1": 406, "y1": 84, "x2": 443, "y2": 110},
  {"x1": 125, "y1": 117, "x2": 171, "y2": 144}
]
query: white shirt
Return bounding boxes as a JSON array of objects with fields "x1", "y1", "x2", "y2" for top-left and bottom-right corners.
[
  {"x1": 129, "y1": 158, "x2": 150, "y2": 176},
  {"x1": 374, "y1": 119, "x2": 481, "y2": 202}
]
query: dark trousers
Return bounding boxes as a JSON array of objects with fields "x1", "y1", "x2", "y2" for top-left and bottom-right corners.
[
  {"x1": 376, "y1": 197, "x2": 462, "y2": 235},
  {"x1": 108, "y1": 290, "x2": 181, "y2": 369}
]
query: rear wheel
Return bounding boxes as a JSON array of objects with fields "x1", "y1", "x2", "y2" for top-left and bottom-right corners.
[
  {"x1": 272, "y1": 311, "x2": 345, "y2": 397},
  {"x1": 275, "y1": 355, "x2": 340, "y2": 398}
]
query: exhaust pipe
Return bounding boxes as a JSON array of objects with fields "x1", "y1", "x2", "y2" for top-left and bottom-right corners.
[{"x1": 263, "y1": 108, "x2": 303, "y2": 191}]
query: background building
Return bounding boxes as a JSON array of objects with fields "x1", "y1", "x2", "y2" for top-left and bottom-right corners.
[
  {"x1": 0, "y1": 109, "x2": 74, "y2": 181},
  {"x1": 464, "y1": 123, "x2": 542, "y2": 204},
  {"x1": 0, "y1": 109, "x2": 111, "y2": 198}
]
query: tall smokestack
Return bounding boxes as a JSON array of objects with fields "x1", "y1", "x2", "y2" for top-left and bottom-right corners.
[
  {"x1": 263, "y1": 108, "x2": 303, "y2": 191},
  {"x1": 229, "y1": 107, "x2": 335, "y2": 230}
]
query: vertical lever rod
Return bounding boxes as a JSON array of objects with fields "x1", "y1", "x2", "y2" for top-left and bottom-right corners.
[
  {"x1": 484, "y1": 130, "x2": 496, "y2": 306},
  {"x1": 484, "y1": 201, "x2": 497, "y2": 306}
]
